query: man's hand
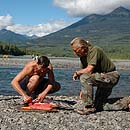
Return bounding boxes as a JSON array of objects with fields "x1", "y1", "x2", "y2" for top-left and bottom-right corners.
[
  {"x1": 23, "y1": 95, "x2": 32, "y2": 103},
  {"x1": 73, "y1": 72, "x2": 79, "y2": 80},
  {"x1": 36, "y1": 92, "x2": 46, "y2": 102}
]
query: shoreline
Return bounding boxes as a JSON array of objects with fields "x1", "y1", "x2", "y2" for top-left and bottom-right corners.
[
  {"x1": 0, "y1": 95, "x2": 130, "y2": 130},
  {"x1": 0, "y1": 57, "x2": 130, "y2": 70}
]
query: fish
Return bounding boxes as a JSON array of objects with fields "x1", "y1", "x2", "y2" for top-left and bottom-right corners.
[
  {"x1": 21, "y1": 97, "x2": 76, "y2": 111},
  {"x1": 41, "y1": 98, "x2": 75, "y2": 110},
  {"x1": 21, "y1": 102, "x2": 56, "y2": 111}
]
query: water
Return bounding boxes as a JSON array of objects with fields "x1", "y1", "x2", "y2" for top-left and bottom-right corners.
[{"x1": 0, "y1": 66, "x2": 130, "y2": 98}]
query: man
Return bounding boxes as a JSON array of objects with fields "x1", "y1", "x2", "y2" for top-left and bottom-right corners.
[
  {"x1": 71, "y1": 37, "x2": 120, "y2": 114},
  {"x1": 11, "y1": 56, "x2": 61, "y2": 103}
]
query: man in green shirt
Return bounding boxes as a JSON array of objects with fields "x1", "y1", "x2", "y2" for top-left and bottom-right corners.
[{"x1": 71, "y1": 37, "x2": 120, "y2": 114}]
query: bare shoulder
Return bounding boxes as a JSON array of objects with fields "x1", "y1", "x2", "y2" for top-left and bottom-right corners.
[
  {"x1": 22, "y1": 61, "x2": 36, "y2": 73},
  {"x1": 24, "y1": 61, "x2": 36, "y2": 68}
]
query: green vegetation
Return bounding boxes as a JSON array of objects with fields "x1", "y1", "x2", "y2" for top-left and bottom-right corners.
[
  {"x1": 0, "y1": 41, "x2": 28, "y2": 56},
  {"x1": 28, "y1": 43, "x2": 130, "y2": 59},
  {"x1": 29, "y1": 43, "x2": 73, "y2": 57},
  {"x1": 101, "y1": 44, "x2": 130, "y2": 59},
  {"x1": 0, "y1": 40, "x2": 130, "y2": 59}
]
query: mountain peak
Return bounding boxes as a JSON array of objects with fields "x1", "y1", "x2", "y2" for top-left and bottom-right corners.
[
  {"x1": 109, "y1": 6, "x2": 130, "y2": 17},
  {"x1": 0, "y1": 29, "x2": 8, "y2": 33}
]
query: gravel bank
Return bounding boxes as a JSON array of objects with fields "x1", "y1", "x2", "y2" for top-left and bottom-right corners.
[
  {"x1": 0, "y1": 57, "x2": 130, "y2": 70},
  {"x1": 0, "y1": 95, "x2": 130, "y2": 130}
]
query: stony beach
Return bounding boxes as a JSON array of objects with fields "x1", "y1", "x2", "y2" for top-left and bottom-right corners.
[
  {"x1": 0, "y1": 56, "x2": 130, "y2": 130},
  {"x1": 0, "y1": 95, "x2": 130, "y2": 130}
]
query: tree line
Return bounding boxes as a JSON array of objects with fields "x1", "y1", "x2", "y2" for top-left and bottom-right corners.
[{"x1": 0, "y1": 41, "x2": 27, "y2": 56}]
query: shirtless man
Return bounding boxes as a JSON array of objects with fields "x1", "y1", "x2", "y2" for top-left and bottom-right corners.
[{"x1": 11, "y1": 56, "x2": 61, "y2": 103}]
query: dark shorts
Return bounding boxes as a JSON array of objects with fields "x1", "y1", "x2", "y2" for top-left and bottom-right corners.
[{"x1": 20, "y1": 77, "x2": 56, "y2": 96}]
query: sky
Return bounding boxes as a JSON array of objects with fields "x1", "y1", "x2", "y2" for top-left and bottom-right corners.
[{"x1": 0, "y1": 0, "x2": 130, "y2": 37}]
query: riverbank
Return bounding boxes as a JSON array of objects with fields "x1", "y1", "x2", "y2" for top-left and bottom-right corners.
[
  {"x1": 0, "y1": 56, "x2": 130, "y2": 70},
  {"x1": 0, "y1": 95, "x2": 130, "y2": 130}
]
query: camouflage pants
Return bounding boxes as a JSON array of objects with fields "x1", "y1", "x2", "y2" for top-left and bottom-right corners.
[
  {"x1": 104, "y1": 96, "x2": 130, "y2": 111},
  {"x1": 80, "y1": 71, "x2": 120, "y2": 111}
]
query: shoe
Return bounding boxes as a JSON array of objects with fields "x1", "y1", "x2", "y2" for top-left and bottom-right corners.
[
  {"x1": 75, "y1": 107, "x2": 96, "y2": 115},
  {"x1": 73, "y1": 100, "x2": 86, "y2": 110}
]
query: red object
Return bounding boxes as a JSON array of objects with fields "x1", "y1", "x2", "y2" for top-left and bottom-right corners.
[
  {"x1": 28, "y1": 103, "x2": 56, "y2": 111},
  {"x1": 21, "y1": 106, "x2": 31, "y2": 110}
]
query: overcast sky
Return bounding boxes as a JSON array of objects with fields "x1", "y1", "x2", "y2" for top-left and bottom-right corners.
[{"x1": 0, "y1": 0, "x2": 130, "y2": 37}]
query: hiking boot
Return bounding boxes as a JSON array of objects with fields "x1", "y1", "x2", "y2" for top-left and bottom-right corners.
[
  {"x1": 75, "y1": 107, "x2": 96, "y2": 115},
  {"x1": 74, "y1": 101, "x2": 96, "y2": 115},
  {"x1": 73, "y1": 100, "x2": 86, "y2": 109}
]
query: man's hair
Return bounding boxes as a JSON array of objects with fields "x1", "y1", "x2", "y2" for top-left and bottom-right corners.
[
  {"x1": 71, "y1": 37, "x2": 92, "y2": 48},
  {"x1": 37, "y1": 56, "x2": 50, "y2": 67}
]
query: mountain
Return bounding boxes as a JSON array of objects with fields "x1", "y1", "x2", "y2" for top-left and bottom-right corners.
[
  {"x1": 0, "y1": 29, "x2": 31, "y2": 45},
  {"x1": 0, "y1": 6, "x2": 130, "y2": 56},
  {"x1": 32, "y1": 6, "x2": 130, "y2": 46},
  {"x1": 29, "y1": 35, "x2": 38, "y2": 39}
]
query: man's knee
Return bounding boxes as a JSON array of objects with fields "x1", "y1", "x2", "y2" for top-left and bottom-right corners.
[
  {"x1": 27, "y1": 75, "x2": 40, "y2": 92},
  {"x1": 28, "y1": 75, "x2": 40, "y2": 85},
  {"x1": 106, "y1": 71, "x2": 120, "y2": 85},
  {"x1": 80, "y1": 73, "x2": 91, "y2": 84}
]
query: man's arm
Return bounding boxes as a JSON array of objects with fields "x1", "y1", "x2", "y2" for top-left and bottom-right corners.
[
  {"x1": 11, "y1": 64, "x2": 32, "y2": 102},
  {"x1": 73, "y1": 64, "x2": 95, "y2": 80},
  {"x1": 36, "y1": 84, "x2": 53, "y2": 102},
  {"x1": 48, "y1": 63, "x2": 55, "y2": 81},
  {"x1": 77, "y1": 64, "x2": 94, "y2": 74}
]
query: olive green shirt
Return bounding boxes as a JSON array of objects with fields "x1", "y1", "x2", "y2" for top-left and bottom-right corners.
[{"x1": 80, "y1": 46, "x2": 116, "y2": 73}]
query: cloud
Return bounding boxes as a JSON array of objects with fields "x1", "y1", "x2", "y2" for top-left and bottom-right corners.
[
  {"x1": 1, "y1": 17, "x2": 72, "y2": 37},
  {"x1": 1, "y1": 0, "x2": 130, "y2": 37},
  {"x1": 8, "y1": 20, "x2": 72, "y2": 37},
  {"x1": 54, "y1": 0, "x2": 130, "y2": 17},
  {"x1": 0, "y1": 15, "x2": 14, "y2": 29}
]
